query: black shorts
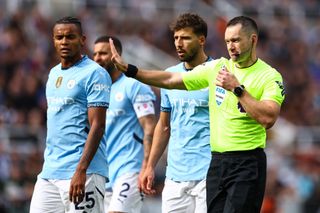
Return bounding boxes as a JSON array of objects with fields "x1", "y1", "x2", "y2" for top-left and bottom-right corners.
[{"x1": 206, "y1": 148, "x2": 266, "y2": 213}]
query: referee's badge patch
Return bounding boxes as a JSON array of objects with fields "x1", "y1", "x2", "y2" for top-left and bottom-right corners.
[
  {"x1": 215, "y1": 86, "x2": 226, "y2": 106},
  {"x1": 55, "y1": 76, "x2": 63, "y2": 88}
]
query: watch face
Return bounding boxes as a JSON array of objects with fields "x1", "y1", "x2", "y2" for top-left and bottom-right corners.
[
  {"x1": 234, "y1": 86, "x2": 244, "y2": 97},
  {"x1": 234, "y1": 87, "x2": 241, "y2": 95}
]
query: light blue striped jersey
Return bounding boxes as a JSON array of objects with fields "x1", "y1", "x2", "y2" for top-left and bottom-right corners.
[
  {"x1": 105, "y1": 74, "x2": 156, "y2": 186},
  {"x1": 161, "y1": 59, "x2": 212, "y2": 181},
  {"x1": 40, "y1": 55, "x2": 112, "y2": 179}
]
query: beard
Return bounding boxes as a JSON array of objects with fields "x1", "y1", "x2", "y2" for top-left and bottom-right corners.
[
  {"x1": 97, "y1": 61, "x2": 115, "y2": 74},
  {"x1": 178, "y1": 47, "x2": 198, "y2": 62},
  {"x1": 106, "y1": 63, "x2": 116, "y2": 74}
]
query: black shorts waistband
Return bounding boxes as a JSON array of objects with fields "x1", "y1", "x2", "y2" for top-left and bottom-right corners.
[{"x1": 211, "y1": 148, "x2": 264, "y2": 157}]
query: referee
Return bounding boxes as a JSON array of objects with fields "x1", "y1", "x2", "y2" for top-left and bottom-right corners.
[{"x1": 109, "y1": 16, "x2": 285, "y2": 213}]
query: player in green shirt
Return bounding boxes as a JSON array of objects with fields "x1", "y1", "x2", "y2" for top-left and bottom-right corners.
[{"x1": 109, "y1": 16, "x2": 285, "y2": 213}]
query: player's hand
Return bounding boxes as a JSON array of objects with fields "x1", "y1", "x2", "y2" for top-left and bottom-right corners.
[
  {"x1": 109, "y1": 38, "x2": 128, "y2": 73},
  {"x1": 138, "y1": 168, "x2": 145, "y2": 191},
  {"x1": 69, "y1": 169, "x2": 86, "y2": 204},
  {"x1": 140, "y1": 166, "x2": 156, "y2": 195},
  {"x1": 216, "y1": 65, "x2": 240, "y2": 91}
]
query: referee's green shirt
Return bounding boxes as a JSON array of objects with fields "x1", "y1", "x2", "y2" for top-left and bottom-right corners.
[{"x1": 182, "y1": 57, "x2": 285, "y2": 152}]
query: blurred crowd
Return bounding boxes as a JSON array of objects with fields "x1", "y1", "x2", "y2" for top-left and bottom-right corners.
[{"x1": 0, "y1": 0, "x2": 319, "y2": 212}]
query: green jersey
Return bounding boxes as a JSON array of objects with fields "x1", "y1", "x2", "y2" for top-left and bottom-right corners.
[{"x1": 182, "y1": 57, "x2": 285, "y2": 152}]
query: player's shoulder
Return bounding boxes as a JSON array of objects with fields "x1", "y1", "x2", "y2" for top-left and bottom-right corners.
[
  {"x1": 51, "y1": 63, "x2": 60, "y2": 70},
  {"x1": 82, "y1": 57, "x2": 111, "y2": 79},
  {"x1": 166, "y1": 62, "x2": 184, "y2": 72},
  {"x1": 120, "y1": 76, "x2": 154, "y2": 100},
  {"x1": 49, "y1": 63, "x2": 62, "y2": 77},
  {"x1": 121, "y1": 75, "x2": 138, "y2": 86},
  {"x1": 82, "y1": 56, "x2": 105, "y2": 73}
]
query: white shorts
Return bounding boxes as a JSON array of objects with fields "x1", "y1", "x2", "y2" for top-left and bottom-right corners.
[
  {"x1": 106, "y1": 172, "x2": 143, "y2": 213},
  {"x1": 103, "y1": 188, "x2": 112, "y2": 212},
  {"x1": 30, "y1": 174, "x2": 106, "y2": 213},
  {"x1": 162, "y1": 178, "x2": 207, "y2": 213}
]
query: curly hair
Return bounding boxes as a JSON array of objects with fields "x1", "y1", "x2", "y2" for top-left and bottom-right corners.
[{"x1": 170, "y1": 13, "x2": 207, "y2": 38}]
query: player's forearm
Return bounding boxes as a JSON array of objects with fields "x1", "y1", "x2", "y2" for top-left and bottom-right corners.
[
  {"x1": 239, "y1": 91, "x2": 280, "y2": 129},
  {"x1": 139, "y1": 115, "x2": 156, "y2": 169},
  {"x1": 76, "y1": 123, "x2": 105, "y2": 171},
  {"x1": 147, "y1": 122, "x2": 170, "y2": 169},
  {"x1": 142, "y1": 133, "x2": 153, "y2": 170}
]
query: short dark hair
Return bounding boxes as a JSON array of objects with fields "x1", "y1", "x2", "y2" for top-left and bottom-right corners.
[
  {"x1": 170, "y1": 13, "x2": 207, "y2": 38},
  {"x1": 226, "y1": 16, "x2": 258, "y2": 35},
  {"x1": 94, "y1": 35, "x2": 123, "y2": 55},
  {"x1": 55, "y1": 16, "x2": 83, "y2": 35}
]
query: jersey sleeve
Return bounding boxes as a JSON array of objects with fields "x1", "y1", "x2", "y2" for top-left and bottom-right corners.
[
  {"x1": 260, "y1": 69, "x2": 285, "y2": 105},
  {"x1": 182, "y1": 59, "x2": 221, "y2": 91},
  {"x1": 130, "y1": 81, "x2": 156, "y2": 118},
  {"x1": 86, "y1": 67, "x2": 112, "y2": 108},
  {"x1": 160, "y1": 88, "x2": 171, "y2": 112}
]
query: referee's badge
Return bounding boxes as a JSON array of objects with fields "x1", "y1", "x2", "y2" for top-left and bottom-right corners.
[
  {"x1": 215, "y1": 86, "x2": 226, "y2": 106},
  {"x1": 55, "y1": 76, "x2": 63, "y2": 88}
]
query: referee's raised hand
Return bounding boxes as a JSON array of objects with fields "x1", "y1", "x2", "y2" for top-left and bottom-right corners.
[{"x1": 109, "y1": 38, "x2": 128, "y2": 73}]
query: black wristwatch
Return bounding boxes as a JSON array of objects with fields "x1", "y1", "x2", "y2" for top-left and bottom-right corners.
[{"x1": 233, "y1": 85, "x2": 245, "y2": 97}]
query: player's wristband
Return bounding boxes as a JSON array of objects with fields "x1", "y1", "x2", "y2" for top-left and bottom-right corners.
[{"x1": 125, "y1": 64, "x2": 138, "y2": 78}]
